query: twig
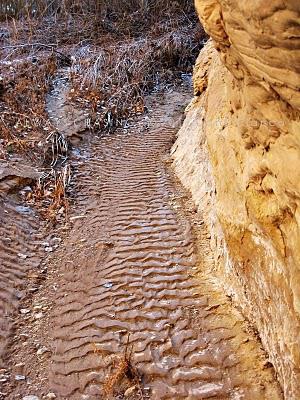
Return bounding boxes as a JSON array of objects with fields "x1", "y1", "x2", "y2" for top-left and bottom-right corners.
[
  {"x1": 2, "y1": 42, "x2": 71, "y2": 63},
  {"x1": 2, "y1": 42, "x2": 57, "y2": 49}
]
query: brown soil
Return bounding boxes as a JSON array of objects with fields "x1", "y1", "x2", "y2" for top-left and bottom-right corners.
[{"x1": 0, "y1": 88, "x2": 282, "y2": 399}]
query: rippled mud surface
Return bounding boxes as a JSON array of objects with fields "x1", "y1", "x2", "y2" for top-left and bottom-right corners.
[
  {"x1": 47, "y1": 92, "x2": 281, "y2": 399},
  {"x1": 0, "y1": 195, "x2": 42, "y2": 365},
  {"x1": 2, "y1": 90, "x2": 282, "y2": 399}
]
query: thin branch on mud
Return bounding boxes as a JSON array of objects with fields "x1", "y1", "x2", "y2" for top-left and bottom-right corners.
[
  {"x1": 2, "y1": 42, "x2": 58, "y2": 49},
  {"x1": 1, "y1": 43, "x2": 72, "y2": 64}
]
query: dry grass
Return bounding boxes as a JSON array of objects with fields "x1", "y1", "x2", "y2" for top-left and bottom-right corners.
[
  {"x1": 93, "y1": 334, "x2": 144, "y2": 399},
  {"x1": 0, "y1": 55, "x2": 57, "y2": 152},
  {"x1": 0, "y1": 1, "x2": 205, "y2": 222},
  {"x1": 1, "y1": 1, "x2": 195, "y2": 22},
  {"x1": 68, "y1": 26, "x2": 202, "y2": 132},
  {"x1": 0, "y1": 0, "x2": 204, "y2": 142},
  {"x1": 0, "y1": 1, "x2": 199, "y2": 46},
  {"x1": 34, "y1": 165, "x2": 71, "y2": 223}
]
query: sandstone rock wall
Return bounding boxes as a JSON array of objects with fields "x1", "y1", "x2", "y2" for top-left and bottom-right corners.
[{"x1": 172, "y1": 1, "x2": 300, "y2": 398}]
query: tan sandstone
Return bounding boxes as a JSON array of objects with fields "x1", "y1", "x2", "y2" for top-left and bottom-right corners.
[{"x1": 172, "y1": 1, "x2": 300, "y2": 398}]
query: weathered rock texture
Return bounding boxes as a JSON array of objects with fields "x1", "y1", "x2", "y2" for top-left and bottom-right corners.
[{"x1": 172, "y1": 1, "x2": 300, "y2": 398}]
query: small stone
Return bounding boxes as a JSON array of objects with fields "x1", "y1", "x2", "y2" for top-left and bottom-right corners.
[
  {"x1": 103, "y1": 282, "x2": 113, "y2": 289},
  {"x1": 44, "y1": 247, "x2": 53, "y2": 253},
  {"x1": 34, "y1": 312, "x2": 44, "y2": 319},
  {"x1": 18, "y1": 253, "x2": 28, "y2": 259},
  {"x1": 23, "y1": 396, "x2": 39, "y2": 400},
  {"x1": 37, "y1": 346, "x2": 49, "y2": 356},
  {"x1": 45, "y1": 393, "x2": 56, "y2": 399},
  {"x1": 15, "y1": 374, "x2": 26, "y2": 381},
  {"x1": 20, "y1": 309, "x2": 31, "y2": 315}
]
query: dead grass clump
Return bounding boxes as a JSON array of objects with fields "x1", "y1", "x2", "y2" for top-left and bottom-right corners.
[
  {"x1": 67, "y1": 24, "x2": 203, "y2": 132},
  {"x1": 1, "y1": 1, "x2": 194, "y2": 25},
  {"x1": 0, "y1": 55, "x2": 57, "y2": 155},
  {"x1": 0, "y1": 1, "x2": 200, "y2": 48},
  {"x1": 100, "y1": 336, "x2": 144, "y2": 399},
  {"x1": 33, "y1": 164, "x2": 71, "y2": 223}
]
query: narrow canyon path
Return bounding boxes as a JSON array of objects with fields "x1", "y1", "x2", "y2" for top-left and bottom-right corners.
[{"x1": 2, "y1": 90, "x2": 281, "y2": 399}]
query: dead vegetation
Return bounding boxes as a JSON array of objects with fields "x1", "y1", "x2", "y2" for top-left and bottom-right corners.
[
  {"x1": 0, "y1": 1, "x2": 205, "y2": 223},
  {"x1": 0, "y1": 54, "x2": 72, "y2": 222},
  {"x1": 68, "y1": 28, "x2": 201, "y2": 132},
  {"x1": 0, "y1": 55, "x2": 57, "y2": 150},
  {"x1": 33, "y1": 164, "x2": 71, "y2": 222},
  {"x1": 93, "y1": 334, "x2": 145, "y2": 399}
]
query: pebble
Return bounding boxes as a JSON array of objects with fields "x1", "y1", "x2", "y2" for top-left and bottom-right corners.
[
  {"x1": 22, "y1": 396, "x2": 39, "y2": 400},
  {"x1": 37, "y1": 346, "x2": 49, "y2": 356},
  {"x1": 45, "y1": 393, "x2": 56, "y2": 399},
  {"x1": 44, "y1": 246, "x2": 53, "y2": 252},
  {"x1": 20, "y1": 309, "x2": 31, "y2": 315},
  {"x1": 34, "y1": 312, "x2": 44, "y2": 319},
  {"x1": 18, "y1": 253, "x2": 28, "y2": 259},
  {"x1": 103, "y1": 282, "x2": 113, "y2": 289},
  {"x1": 15, "y1": 374, "x2": 26, "y2": 381}
]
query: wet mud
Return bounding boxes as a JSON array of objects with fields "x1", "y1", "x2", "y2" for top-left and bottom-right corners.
[
  {"x1": 0, "y1": 194, "x2": 42, "y2": 365},
  {"x1": 1, "y1": 90, "x2": 282, "y2": 399}
]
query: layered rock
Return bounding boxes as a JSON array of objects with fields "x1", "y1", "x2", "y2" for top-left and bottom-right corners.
[{"x1": 172, "y1": 1, "x2": 300, "y2": 398}]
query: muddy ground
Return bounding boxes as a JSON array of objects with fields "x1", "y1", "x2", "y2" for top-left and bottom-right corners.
[{"x1": 0, "y1": 85, "x2": 282, "y2": 399}]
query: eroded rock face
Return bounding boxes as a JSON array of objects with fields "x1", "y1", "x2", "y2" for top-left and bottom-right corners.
[{"x1": 172, "y1": 1, "x2": 300, "y2": 398}]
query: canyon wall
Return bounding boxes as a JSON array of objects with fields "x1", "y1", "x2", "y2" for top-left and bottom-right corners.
[{"x1": 172, "y1": 1, "x2": 300, "y2": 398}]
